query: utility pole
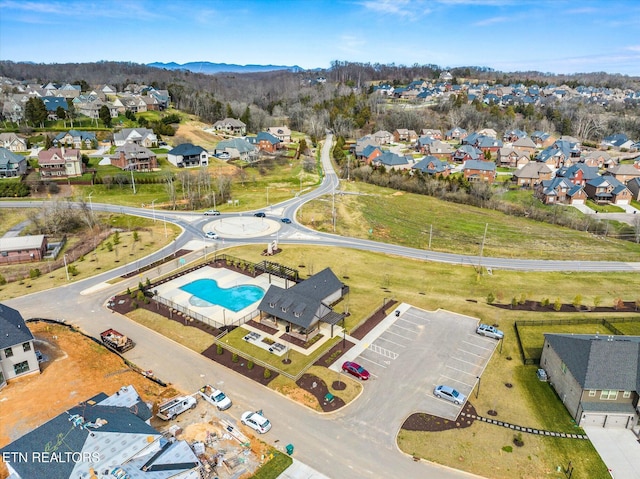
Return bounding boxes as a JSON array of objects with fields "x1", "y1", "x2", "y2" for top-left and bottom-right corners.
[
  {"x1": 63, "y1": 254, "x2": 70, "y2": 281},
  {"x1": 130, "y1": 167, "x2": 136, "y2": 194},
  {"x1": 429, "y1": 224, "x2": 432, "y2": 250},
  {"x1": 478, "y1": 223, "x2": 488, "y2": 272},
  {"x1": 266, "y1": 186, "x2": 270, "y2": 207},
  {"x1": 88, "y1": 192, "x2": 93, "y2": 213},
  {"x1": 151, "y1": 199, "x2": 157, "y2": 223},
  {"x1": 332, "y1": 188, "x2": 336, "y2": 232}
]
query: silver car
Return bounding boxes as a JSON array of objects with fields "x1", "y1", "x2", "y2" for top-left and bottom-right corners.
[
  {"x1": 476, "y1": 323, "x2": 504, "y2": 339},
  {"x1": 434, "y1": 385, "x2": 467, "y2": 405}
]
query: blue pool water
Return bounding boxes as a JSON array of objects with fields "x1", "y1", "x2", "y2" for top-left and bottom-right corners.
[{"x1": 180, "y1": 279, "x2": 264, "y2": 312}]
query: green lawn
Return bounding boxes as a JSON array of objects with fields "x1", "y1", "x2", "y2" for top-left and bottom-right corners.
[
  {"x1": 298, "y1": 181, "x2": 640, "y2": 261},
  {"x1": 586, "y1": 200, "x2": 625, "y2": 213}
]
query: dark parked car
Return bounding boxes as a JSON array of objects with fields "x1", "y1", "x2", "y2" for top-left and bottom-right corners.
[
  {"x1": 281, "y1": 217, "x2": 291, "y2": 224},
  {"x1": 254, "y1": 212, "x2": 266, "y2": 217},
  {"x1": 342, "y1": 361, "x2": 370, "y2": 380}
]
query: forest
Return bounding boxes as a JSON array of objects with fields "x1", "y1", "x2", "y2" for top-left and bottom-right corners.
[{"x1": 2, "y1": 60, "x2": 640, "y2": 144}]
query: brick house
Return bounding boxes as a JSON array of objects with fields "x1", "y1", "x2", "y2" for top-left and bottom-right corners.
[
  {"x1": 584, "y1": 176, "x2": 633, "y2": 205},
  {"x1": 512, "y1": 162, "x2": 552, "y2": 188},
  {"x1": 110, "y1": 143, "x2": 157, "y2": 171},
  {"x1": 462, "y1": 160, "x2": 496, "y2": 183},
  {"x1": 536, "y1": 177, "x2": 587, "y2": 205},
  {"x1": 0, "y1": 235, "x2": 47, "y2": 265}
]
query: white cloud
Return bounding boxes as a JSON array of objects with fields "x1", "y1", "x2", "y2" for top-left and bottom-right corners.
[
  {"x1": 473, "y1": 15, "x2": 509, "y2": 26},
  {"x1": 359, "y1": 0, "x2": 430, "y2": 18}
]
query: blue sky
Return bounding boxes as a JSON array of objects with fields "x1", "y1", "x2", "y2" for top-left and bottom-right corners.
[{"x1": 1, "y1": 0, "x2": 639, "y2": 76}]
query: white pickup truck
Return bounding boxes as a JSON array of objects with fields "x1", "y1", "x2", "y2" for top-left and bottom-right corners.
[
  {"x1": 156, "y1": 395, "x2": 197, "y2": 420},
  {"x1": 198, "y1": 384, "x2": 232, "y2": 411}
]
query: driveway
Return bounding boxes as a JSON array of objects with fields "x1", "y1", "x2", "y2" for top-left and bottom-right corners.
[{"x1": 583, "y1": 427, "x2": 640, "y2": 479}]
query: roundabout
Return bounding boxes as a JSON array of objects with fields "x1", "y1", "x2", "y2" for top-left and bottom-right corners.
[{"x1": 203, "y1": 216, "x2": 282, "y2": 239}]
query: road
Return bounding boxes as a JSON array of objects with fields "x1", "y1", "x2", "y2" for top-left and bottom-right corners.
[{"x1": 2, "y1": 134, "x2": 638, "y2": 478}]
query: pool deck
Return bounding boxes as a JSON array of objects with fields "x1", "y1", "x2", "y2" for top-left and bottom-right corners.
[{"x1": 154, "y1": 266, "x2": 288, "y2": 326}]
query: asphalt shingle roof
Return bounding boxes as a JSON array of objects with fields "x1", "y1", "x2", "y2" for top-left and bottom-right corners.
[{"x1": 0, "y1": 303, "x2": 34, "y2": 349}]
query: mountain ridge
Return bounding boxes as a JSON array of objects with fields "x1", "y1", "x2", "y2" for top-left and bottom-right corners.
[{"x1": 147, "y1": 61, "x2": 304, "y2": 74}]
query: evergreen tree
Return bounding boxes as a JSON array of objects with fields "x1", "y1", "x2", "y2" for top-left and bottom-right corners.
[
  {"x1": 25, "y1": 97, "x2": 47, "y2": 126},
  {"x1": 225, "y1": 103, "x2": 234, "y2": 118},
  {"x1": 99, "y1": 105, "x2": 112, "y2": 127},
  {"x1": 240, "y1": 106, "x2": 251, "y2": 130}
]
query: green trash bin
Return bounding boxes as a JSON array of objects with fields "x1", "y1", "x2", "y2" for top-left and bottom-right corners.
[{"x1": 286, "y1": 443, "x2": 294, "y2": 455}]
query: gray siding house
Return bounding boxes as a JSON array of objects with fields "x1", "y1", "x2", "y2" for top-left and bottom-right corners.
[
  {"x1": 540, "y1": 333, "x2": 640, "y2": 429},
  {"x1": 0, "y1": 304, "x2": 39, "y2": 388}
]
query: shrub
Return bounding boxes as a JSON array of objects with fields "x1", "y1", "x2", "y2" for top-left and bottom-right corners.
[
  {"x1": 573, "y1": 294, "x2": 582, "y2": 310},
  {"x1": 518, "y1": 293, "x2": 527, "y2": 305},
  {"x1": 513, "y1": 432, "x2": 524, "y2": 447},
  {"x1": 502, "y1": 445, "x2": 513, "y2": 453},
  {"x1": 232, "y1": 353, "x2": 239, "y2": 363},
  {"x1": 541, "y1": 298, "x2": 550, "y2": 307},
  {"x1": 510, "y1": 297, "x2": 517, "y2": 308},
  {"x1": 106, "y1": 241, "x2": 113, "y2": 252},
  {"x1": 113, "y1": 231, "x2": 120, "y2": 245},
  {"x1": 68, "y1": 265, "x2": 79, "y2": 276},
  {"x1": 132, "y1": 301, "x2": 138, "y2": 309},
  {"x1": 614, "y1": 297, "x2": 625, "y2": 311},
  {"x1": 593, "y1": 296, "x2": 602, "y2": 309},
  {"x1": 29, "y1": 268, "x2": 41, "y2": 279},
  {"x1": 0, "y1": 274, "x2": 6, "y2": 286},
  {"x1": 264, "y1": 368, "x2": 272, "y2": 379},
  {"x1": 553, "y1": 298, "x2": 562, "y2": 312},
  {"x1": 217, "y1": 344, "x2": 223, "y2": 355},
  {"x1": 486, "y1": 292, "x2": 495, "y2": 305},
  {"x1": 247, "y1": 361, "x2": 254, "y2": 370}
]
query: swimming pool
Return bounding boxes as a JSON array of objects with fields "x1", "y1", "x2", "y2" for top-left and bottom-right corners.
[{"x1": 180, "y1": 279, "x2": 265, "y2": 312}]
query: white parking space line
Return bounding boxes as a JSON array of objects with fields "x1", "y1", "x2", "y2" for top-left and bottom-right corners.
[
  {"x1": 368, "y1": 343, "x2": 399, "y2": 359},
  {"x1": 439, "y1": 375, "x2": 470, "y2": 386},
  {"x1": 457, "y1": 348, "x2": 490, "y2": 358},
  {"x1": 384, "y1": 329, "x2": 414, "y2": 341},
  {"x1": 445, "y1": 364, "x2": 479, "y2": 376},
  {"x1": 461, "y1": 340, "x2": 494, "y2": 352},
  {"x1": 389, "y1": 323, "x2": 419, "y2": 334},
  {"x1": 396, "y1": 317, "x2": 423, "y2": 327},
  {"x1": 375, "y1": 336, "x2": 407, "y2": 348},
  {"x1": 450, "y1": 356, "x2": 482, "y2": 367},
  {"x1": 359, "y1": 355, "x2": 387, "y2": 369}
]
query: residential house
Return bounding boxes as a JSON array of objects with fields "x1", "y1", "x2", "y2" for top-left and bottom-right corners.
[
  {"x1": 0, "y1": 303, "x2": 39, "y2": 388},
  {"x1": 412, "y1": 156, "x2": 451, "y2": 177},
  {"x1": 556, "y1": 137, "x2": 582, "y2": 157},
  {"x1": 41, "y1": 96, "x2": 68, "y2": 120},
  {"x1": 110, "y1": 143, "x2": 158, "y2": 171},
  {"x1": 38, "y1": 147, "x2": 84, "y2": 178},
  {"x1": 167, "y1": 143, "x2": 209, "y2": 168},
  {"x1": 416, "y1": 135, "x2": 435, "y2": 154},
  {"x1": 513, "y1": 162, "x2": 552, "y2": 188},
  {"x1": 0, "y1": 148, "x2": 27, "y2": 178},
  {"x1": 584, "y1": 176, "x2": 632, "y2": 205},
  {"x1": 535, "y1": 177, "x2": 587, "y2": 205},
  {"x1": 393, "y1": 129, "x2": 418, "y2": 143},
  {"x1": 445, "y1": 126, "x2": 467, "y2": 141},
  {"x1": 555, "y1": 163, "x2": 599, "y2": 186},
  {"x1": 116, "y1": 95, "x2": 148, "y2": 114},
  {"x1": 214, "y1": 138, "x2": 257, "y2": 162},
  {"x1": 257, "y1": 268, "x2": 348, "y2": 340},
  {"x1": 476, "y1": 136, "x2": 503, "y2": 159},
  {"x1": 604, "y1": 164, "x2": 640, "y2": 183},
  {"x1": 627, "y1": 177, "x2": 640, "y2": 201},
  {"x1": 371, "y1": 151, "x2": 411, "y2": 171},
  {"x1": 503, "y1": 129, "x2": 527, "y2": 142},
  {"x1": 2, "y1": 98, "x2": 24, "y2": 123},
  {"x1": 463, "y1": 160, "x2": 496, "y2": 183},
  {"x1": 247, "y1": 131, "x2": 282, "y2": 153},
  {"x1": 478, "y1": 128, "x2": 498, "y2": 139},
  {"x1": 427, "y1": 140, "x2": 455, "y2": 160},
  {"x1": 583, "y1": 150, "x2": 615, "y2": 169},
  {"x1": 497, "y1": 147, "x2": 530, "y2": 168},
  {"x1": 372, "y1": 130, "x2": 393, "y2": 145},
  {"x1": 540, "y1": 334, "x2": 639, "y2": 429},
  {"x1": 0, "y1": 384, "x2": 203, "y2": 478},
  {"x1": 112, "y1": 128, "x2": 158, "y2": 148},
  {"x1": 530, "y1": 131, "x2": 555, "y2": 148},
  {"x1": 213, "y1": 118, "x2": 246, "y2": 136},
  {"x1": 267, "y1": 126, "x2": 291, "y2": 143},
  {"x1": 453, "y1": 145, "x2": 482, "y2": 163},
  {"x1": 353, "y1": 136, "x2": 377, "y2": 158},
  {"x1": 601, "y1": 133, "x2": 634, "y2": 151},
  {"x1": 421, "y1": 129, "x2": 443, "y2": 140},
  {"x1": 53, "y1": 130, "x2": 97, "y2": 149},
  {"x1": 512, "y1": 137, "x2": 537, "y2": 155},
  {"x1": 0, "y1": 235, "x2": 47, "y2": 265},
  {"x1": 536, "y1": 145, "x2": 569, "y2": 169},
  {"x1": 0, "y1": 133, "x2": 27, "y2": 152},
  {"x1": 360, "y1": 144, "x2": 383, "y2": 164}
]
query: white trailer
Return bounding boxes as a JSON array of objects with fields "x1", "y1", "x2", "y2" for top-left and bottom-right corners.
[
  {"x1": 198, "y1": 385, "x2": 232, "y2": 411},
  {"x1": 156, "y1": 395, "x2": 197, "y2": 420}
]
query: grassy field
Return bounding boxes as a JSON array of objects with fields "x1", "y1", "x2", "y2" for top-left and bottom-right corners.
[{"x1": 298, "y1": 181, "x2": 640, "y2": 261}]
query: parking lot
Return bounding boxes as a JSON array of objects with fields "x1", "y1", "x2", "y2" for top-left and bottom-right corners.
[{"x1": 339, "y1": 305, "x2": 499, "y2": 440}]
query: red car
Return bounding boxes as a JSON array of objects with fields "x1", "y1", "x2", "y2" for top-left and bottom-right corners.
[{"x1": 342, "y1": 361, "x2": 370, "y2": 380}]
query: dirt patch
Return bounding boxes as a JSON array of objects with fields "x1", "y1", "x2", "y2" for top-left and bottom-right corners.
[
  {"x1": 0, "y1": 321, "x2": 176, "y2": 448},
  {"x1": 401, "y1": 402, "x2": 477, "y2": 432},
  {"x1": 491, "y1": 299, "x2": 638, "y2": 313},
  {"x1": 173, "y1": 121, "x2": 223, "y2": 151}
]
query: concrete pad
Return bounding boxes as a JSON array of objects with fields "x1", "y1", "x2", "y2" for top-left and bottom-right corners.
[
  {"x1": 204, "y1": 216, "x2": 281, "y2": 239},
  {"x1": 583, "y1": 427, "x2": 640, "y2": 479},
  {"x1": 277, "y1": 459, "x2": 332, "y2": 479}
]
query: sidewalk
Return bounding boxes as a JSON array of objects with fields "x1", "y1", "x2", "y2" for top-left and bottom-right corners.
[{"x1": 278, "y1": 459, "x2": 332, "y2": 479}]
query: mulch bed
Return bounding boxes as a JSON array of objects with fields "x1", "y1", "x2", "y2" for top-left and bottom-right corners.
[
  {"x1": 120, "y1": 249, "x2": 191, "y2": 279},
  {"x1": 401, "y1": 402, "x2": 477, "y2": 432},
  {"x1": 491, "y1": 299, "x2": 638, "y2": 313},
  {"x1": 350, "y1": 300, "x2": 398, "y2": 340},
  {"x1": 296, "y1": 373, "x2": 346, "y2": 412},
  {"x1": 201, "y1": 344, "x2": 278, "y2": 386}
]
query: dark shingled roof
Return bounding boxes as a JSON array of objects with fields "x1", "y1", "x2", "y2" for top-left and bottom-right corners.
[
  {"x1": 544, "y1": 334, "x2": 640, "y2": 391},
  {"x1": 0, "y1": 303, "x2": 34, "y2": 349}
]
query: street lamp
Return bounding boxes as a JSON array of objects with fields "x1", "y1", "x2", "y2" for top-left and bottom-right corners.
[
  {"x1": 63, "y1": 254, "x2": 70, "y2": 281},
  {"x1": 476, "y1": 376, "x2": 481, "y2": 399},
  {"x1": 266, "y1": 186, "x2": 271, "y2": 207},
  {"x1": 87, "y1": 192, "x2": 93, "y2": 213},
  {"x1": 151, "y1": 199, "x2": 157, "y2": 223}
]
